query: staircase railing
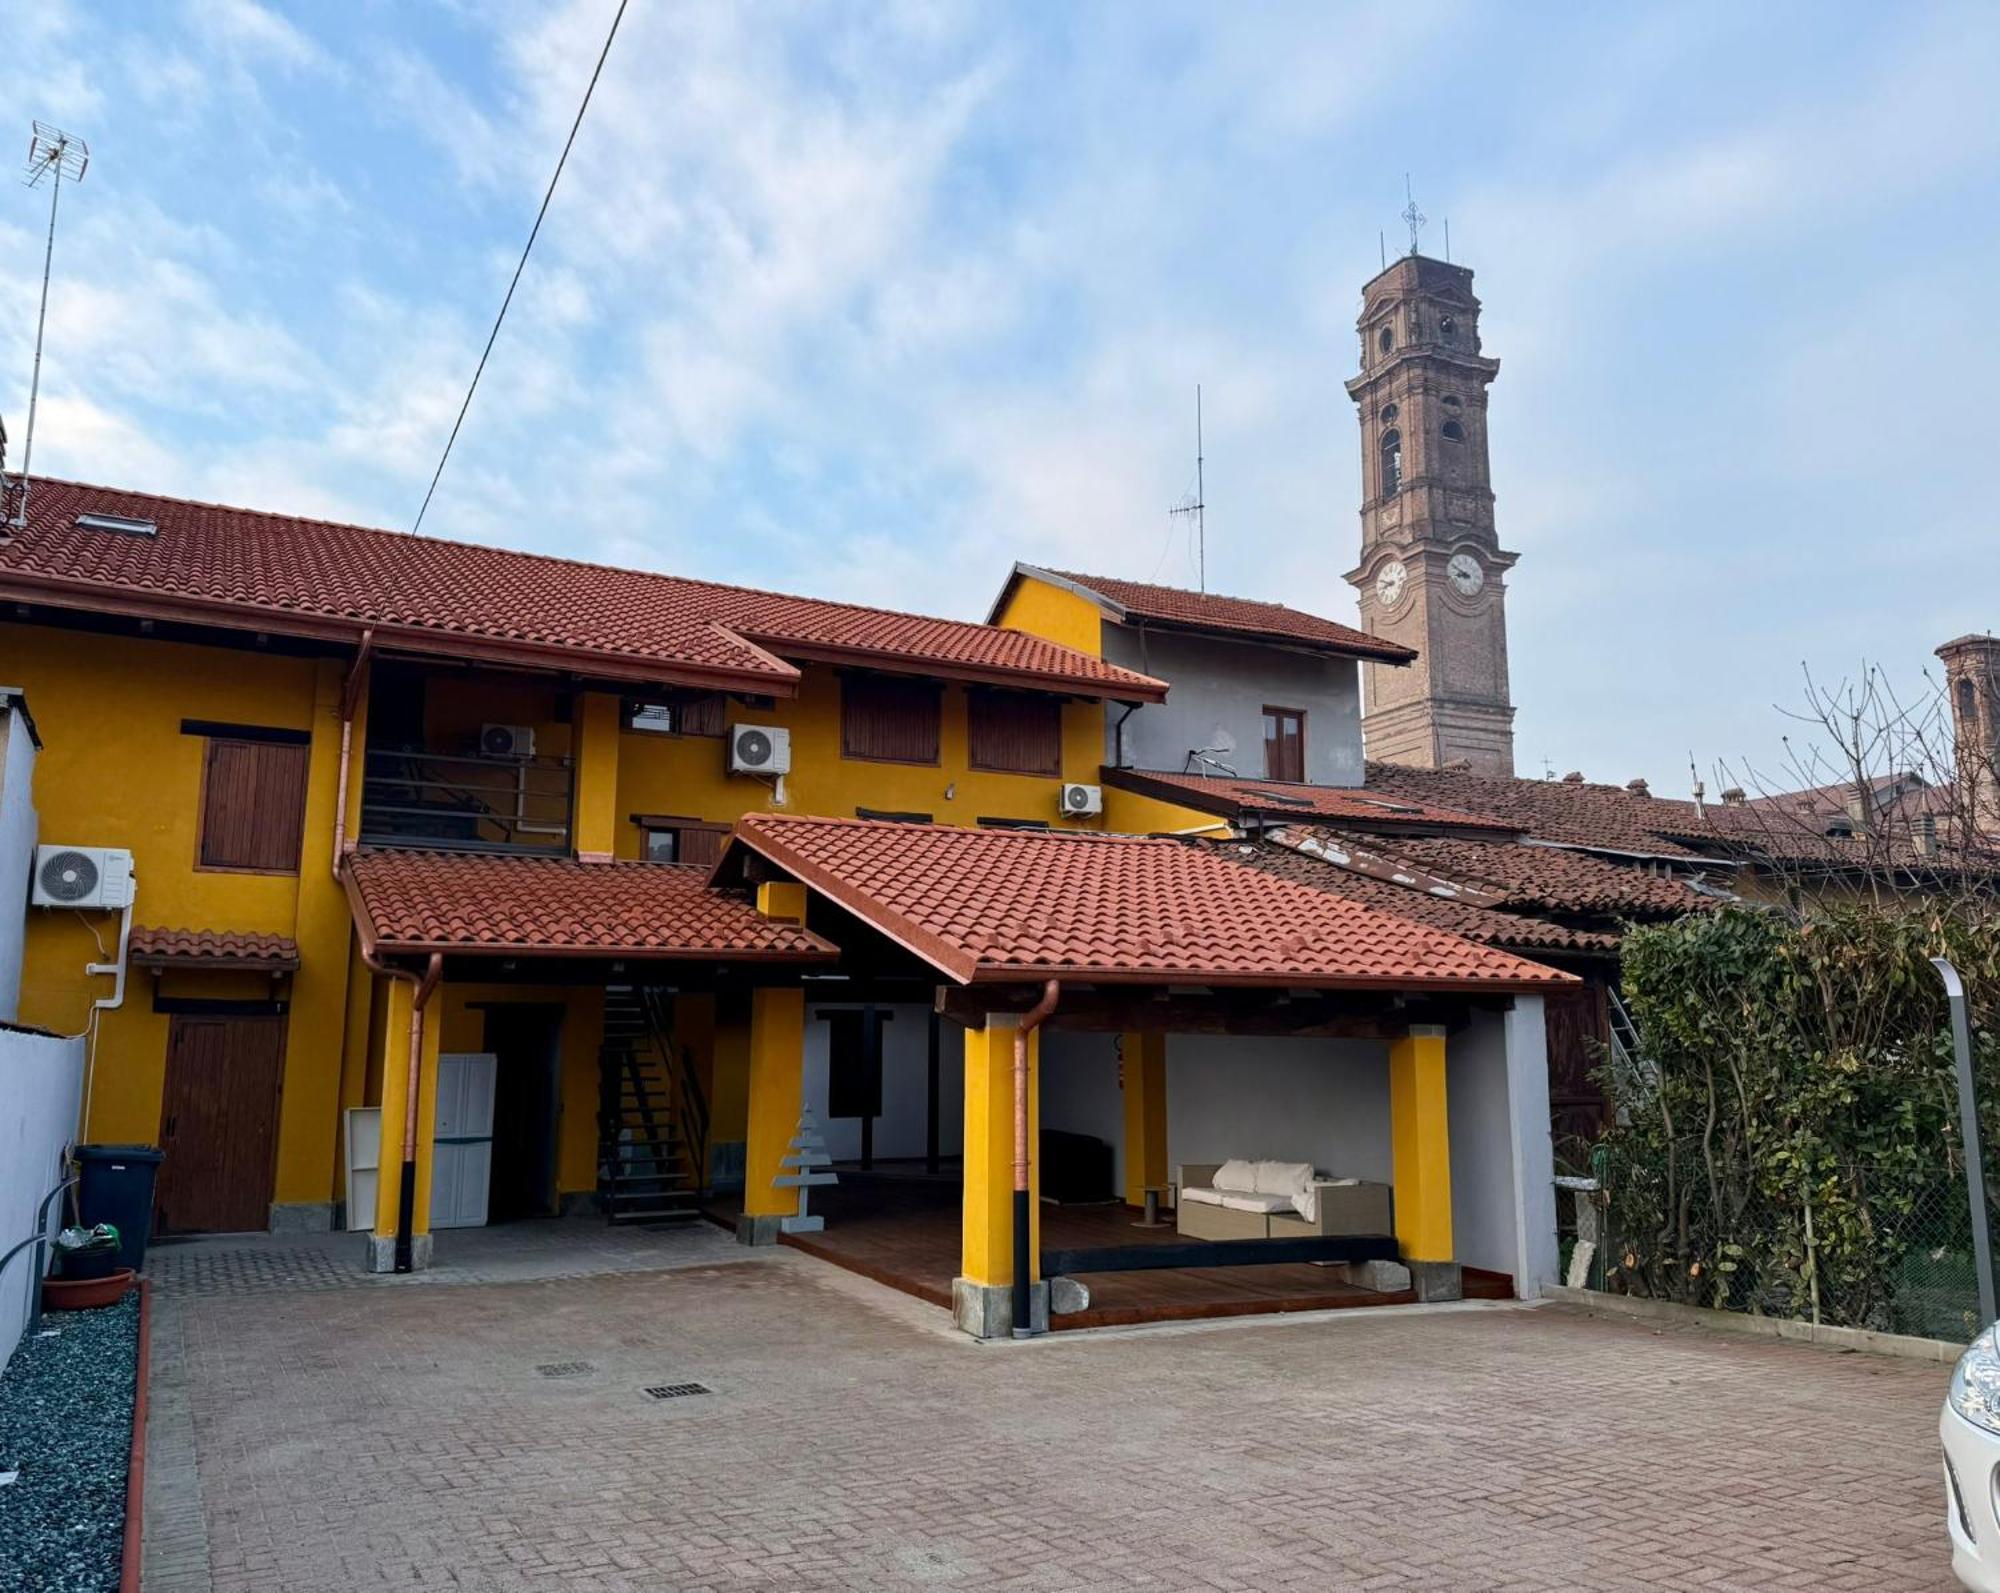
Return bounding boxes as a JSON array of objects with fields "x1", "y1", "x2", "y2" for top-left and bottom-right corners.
[{"x1": 638, "y1": 985, "x2": 710, "y2": 1192}]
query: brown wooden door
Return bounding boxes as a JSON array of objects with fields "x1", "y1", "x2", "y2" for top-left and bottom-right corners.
[
  {"x1": 1544, "y1": 979, "x2": 1612, "y2": 1165},
  {"x1": 156, "y1": 1015, "x2": 287, "y2": 1234}
]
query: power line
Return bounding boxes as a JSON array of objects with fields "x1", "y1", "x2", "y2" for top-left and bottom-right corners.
[{"x1": 410, "y1": 0, "x2": 631, "y2": 536}]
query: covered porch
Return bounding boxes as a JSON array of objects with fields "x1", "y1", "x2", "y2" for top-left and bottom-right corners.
[{"x1": 713, "y1": 814, "x2": 1570, "y2": 1338}]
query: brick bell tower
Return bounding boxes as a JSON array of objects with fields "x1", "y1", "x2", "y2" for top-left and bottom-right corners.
[
  {"x1": 1939, "y1": 634, "x2": 2000, "y2": 833},
  {"x1": 1344, "y1": 252, "x2": 1517, "y2": 775}
]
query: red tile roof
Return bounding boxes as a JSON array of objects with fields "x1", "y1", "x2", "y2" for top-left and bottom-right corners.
[
  {"x1": 129, "y1": 927, "x2": 301, "y2": 972},
  {"x1": 343, "y1": 848, "x2": 838, "y2": 961},
  {"x1": 994, "y1": 565, "x2": 1416, "y2": 662},
  {"x1": 1, "y1": 478, "x2": 1166, "y2": 702},
  {"x1": 1364, "y1": 762, "x2": 1711, "y2": 858},
  {"x1": 1330, "y1": 831, "x2": 1714, "y2": 917},
  {"x1": 1208, "y1": 840, "x2": 1619, "y2": 957},
  {"x1": 722, "y1": 814, "x2": 1572, "y2": 991},
  {"x1": 1102, "y1": 767, "x2": 1520, "y2": 835}
]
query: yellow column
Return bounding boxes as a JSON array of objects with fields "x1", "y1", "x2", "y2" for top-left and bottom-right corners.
[
  {"x1": 1120, "y1": 1030, "x2": 1169, "y2": 1208},
  {"x1": 960, "y1": 1015, "x2": 1039, "y2": 1287},
  {"x1": 371, "y1": 977, "x2": 444, "y2": 1265},
  {"x1": 741, "y1": 987, "x2": 805, "y2": 1231},
  {"x1": 272, "y1": 659, "x2": 363, "y2": 1221},
  {"x1": 1389, "y1": 1025, "x2": 1453, "y2": 1262},
  {"x1": 573, "y1": 690, "x2": 622, "y2": 861}
]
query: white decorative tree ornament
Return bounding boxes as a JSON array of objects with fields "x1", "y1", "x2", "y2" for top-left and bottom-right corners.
[{"x1": 775, "y1": 1105, "x2": 838, "y2": 1234}]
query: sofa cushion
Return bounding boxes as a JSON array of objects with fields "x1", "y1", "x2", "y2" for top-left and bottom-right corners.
[
  {"x1": 1178, "y1": 1186, "x2": 1229, "y2": 1208},
  {"x1": 1216, "y1": 1191, "x2": 1294, "y2": 1214},
  {"x1": 1213, "y1": 1158, "x2": 1261, "y2": 1194},
  {"x1": 1252, "y1": 1160, "x2": 1315, "y2": 1201}
]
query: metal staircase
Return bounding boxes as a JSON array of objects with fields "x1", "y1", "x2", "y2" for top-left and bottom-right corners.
[{"x1": 596, "y1": 985, "x2": 709, "y2": 1226}]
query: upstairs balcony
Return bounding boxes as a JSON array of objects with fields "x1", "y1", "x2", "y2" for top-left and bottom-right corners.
[{"x1": 359, "y1": 745, "x2": 575, "y2": 855}]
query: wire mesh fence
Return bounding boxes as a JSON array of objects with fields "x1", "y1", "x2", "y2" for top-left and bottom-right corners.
[{"x1": 1580, "y1": 1138, "x2": 1988, "y2": 1342}]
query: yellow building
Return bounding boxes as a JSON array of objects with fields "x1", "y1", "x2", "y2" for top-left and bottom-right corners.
[{"x1": 2, "y1": 475, "x2": 1569, "y2": 1335}]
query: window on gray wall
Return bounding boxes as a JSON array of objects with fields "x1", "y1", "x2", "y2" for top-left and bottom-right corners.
[{"x1": 1262, "y1": 707, "x2": 1306, "y2": 783}]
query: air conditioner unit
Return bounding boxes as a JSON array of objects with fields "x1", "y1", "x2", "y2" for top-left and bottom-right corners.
[
  {"x1": 1059, "y1": 782, "x2": 1102, "y2": 817},
  {"x1": 480, "y1": 723, "x2": 535, "y2": 759},
  {"x1": 729, "y1": 723, "x2": 791, "y2": 776},
  {"x1": 32, "y1": 845, "x2": 135, "y2": 909}
]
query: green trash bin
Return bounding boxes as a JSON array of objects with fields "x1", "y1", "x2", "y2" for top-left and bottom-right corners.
[{"x1": 75, "y1": 1144, "x2": 165, "y2": 1273}]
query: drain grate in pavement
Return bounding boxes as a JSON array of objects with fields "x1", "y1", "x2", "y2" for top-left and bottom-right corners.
[
  {"x1": 536, "y1": 1361, "x2": 596, "y2": 1379},
  {"x1": 642, "y1": 1382, "x2": 710, "y2": 1400}
]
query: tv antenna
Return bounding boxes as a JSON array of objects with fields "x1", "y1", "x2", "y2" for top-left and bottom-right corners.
[
  {"x1": 1401, "y1": 174, "x2": 1426, "y2": 257},
  {"x1": 1168, "y1": 385, "x2": 1206, "y2": 591},
  {"x1": 11, "y1": 122, "x2": 88, "y2": 529}
]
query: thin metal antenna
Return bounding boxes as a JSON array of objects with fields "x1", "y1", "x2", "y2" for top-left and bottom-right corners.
[
  {"x1": 11, "y1": 122, "x2": 88, "y2": 529},
  {"x1": 1444, "y1": 217, "x2": 1450, "y2": 262},
  {"x1": 1401, "y1": 174, "x2": 1426, "y2": 257},
  {"x1": 1379, "y1": 231, "x2": 1386, "y2": 270},
  {"x1": 1169, "y1": 386, "x2": 1206, "y2": 592}
]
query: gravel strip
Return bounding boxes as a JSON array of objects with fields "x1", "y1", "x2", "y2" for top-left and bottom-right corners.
[{"x1": 0, "y1": 1292, "x2": 139, "y2": 1592}]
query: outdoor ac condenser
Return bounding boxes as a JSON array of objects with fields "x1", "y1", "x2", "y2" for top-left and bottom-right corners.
[
  {"x1": 729, "y1": 724, "x2": 792, "y2": 776},
  {"x1": 31, "y1": 845, "x2": 135, "y2": 910}
]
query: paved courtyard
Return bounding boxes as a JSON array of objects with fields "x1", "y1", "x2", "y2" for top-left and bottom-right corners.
[{"x1": 143, "y1": 1226, "x2": 1956, "y2": 1591}]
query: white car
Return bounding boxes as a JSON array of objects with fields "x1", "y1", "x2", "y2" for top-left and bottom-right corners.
[{"x1": 1944, "y1": 1326, "x2": 2000, "y2": 1588}]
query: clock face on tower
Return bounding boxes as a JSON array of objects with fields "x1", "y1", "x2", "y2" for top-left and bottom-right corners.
[
  {"x1": 1447, "y1": 552, "x2": 1485, "y2": 597},
  {"x1": 1375, "y1": 559, "x2": 1408, "y2": 608}
]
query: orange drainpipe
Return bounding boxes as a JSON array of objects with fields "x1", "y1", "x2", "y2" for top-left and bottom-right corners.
[
  {"x1": 356, "y1": 932, "x2": 442, "y2": 1273},
  {"x1": 331, "y1": 629, "x2": 374, "y2": 880},
  {"x1": 1013, "y1": 979, "x2": 1060, "y2": 1337}
]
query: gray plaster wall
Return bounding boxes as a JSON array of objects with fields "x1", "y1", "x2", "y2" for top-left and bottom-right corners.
[
  {"x1": 1038, "y1": 1030, "x2": 1125, "y2": 1193},
  {"x1": 1447, "y1": 999, "x2": 1558, "y2": 1296},
  {"x1": 1101, "y1": 625, "x2": 1364, "y2": 787},
  {"x1": 0, "y1": 701, "x2": 39, "y2": 1024}
]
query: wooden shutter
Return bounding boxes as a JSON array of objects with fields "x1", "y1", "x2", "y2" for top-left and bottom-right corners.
[
  {"x1": 968, "y1": 690, "x2": 1062, "y2": 776},
  {"x1": 674, "y1": 823, "x2": 732, "y2": 869},
  {"x1": 841, "y1": 675, "x2": 941, "y2": 764},
  {"x1": 678, "y1": 693, "x2": 728, "y2": 737},
  {"x1": 200, "y1": 738, "x2": 310, "y2": 871}
]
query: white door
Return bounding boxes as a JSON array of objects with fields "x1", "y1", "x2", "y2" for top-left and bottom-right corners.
[{"x1": 431, "y1": 1052, "x2": 497, "y2": 1229}]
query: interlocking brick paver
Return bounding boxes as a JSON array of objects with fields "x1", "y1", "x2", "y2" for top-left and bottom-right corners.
[{"x1": 146, "y1": 1244, "x2": 1955, "y2": 1590}]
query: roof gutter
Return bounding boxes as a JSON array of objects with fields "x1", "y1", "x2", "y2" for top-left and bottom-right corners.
[{"x1": 1013, "y1": 978, "x2": 1059, "y2": 1339}]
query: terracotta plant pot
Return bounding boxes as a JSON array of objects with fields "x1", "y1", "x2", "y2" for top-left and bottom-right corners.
[{"x1": 42, "y1": 1267, "x2": 136, "y2": 1312}]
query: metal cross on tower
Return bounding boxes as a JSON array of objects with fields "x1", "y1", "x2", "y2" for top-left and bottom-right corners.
[{"x1": 1400, "y1": 175, "x2": 1426, "y2": 257}]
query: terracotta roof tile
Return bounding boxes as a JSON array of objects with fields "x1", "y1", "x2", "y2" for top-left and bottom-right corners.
[
  {"x1": 1016, "y1": 566, "x2": 1416, "y2": 662},
  {"x1": 1207, "y1": 841, "x2": 1619, "y2": 957},
  {"x1": 1364, "y1": 761, "x2": 1710, "y2": 858},
  {"x1": 2, "y1": 478, "x2": 1165, "y2": 701},
  {"x1": 1105, "y1": 767, "x2": 1519, "y2": 834},
  {"x1": 1329, "y1": 831, "x2": 1715, "y2": 917},
  {"x1": 129, "y1": 927, "x2": 301, "y2": 971},
  {"x1": 724, "y1": 814, "x2": 1572, "y2": 991},
  {"x1": 344, "y1": 848, "x2": 837, "y2": 960}
]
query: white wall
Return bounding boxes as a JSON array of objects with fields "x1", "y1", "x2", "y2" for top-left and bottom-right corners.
[
  {"x1": 1167, "y1": 1034, "x2": 1392, "y2": 1179},
  {"x1": 1447, "y1": 999, "x2": 1558, "y2": 1296},
  {"x1": 803, "y1": 1002, "x2": 963, "y2": 1163},
  {"x1": 0, "y1": 1025, "x2": 84, "y2": 1374},
  {"x1": 0, "y1": 699, "x2": 40, "y2": 1025}
]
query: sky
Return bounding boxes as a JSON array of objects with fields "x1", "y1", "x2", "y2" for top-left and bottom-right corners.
[{"x1": 2, "y1": 1, "x2": 1997, "y2": 795}]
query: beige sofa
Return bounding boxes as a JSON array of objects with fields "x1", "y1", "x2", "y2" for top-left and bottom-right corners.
[{"x1": 1175, "y1": 1160, "x2": 1394, "y2": 1242}]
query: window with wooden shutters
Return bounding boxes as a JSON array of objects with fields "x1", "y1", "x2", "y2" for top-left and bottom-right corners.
[
  {"x1": 635, "y1": 816, "x2": 732, "y2": 867},
  {"x1": 199, "y1": 735, "x2": 310, "y2": 871},
  {"x1": 840, "y1": 674, "x2": 941, "y2": 764},
  {"x1": 1261, "y1": 707, "x2": 1306, "y2": 784},
  {"x1": 677, "y1": 692, "x2": 728, "y2": 737},
  {"x1": 967, "y1": 689, "x2": 1062, "y2": 776}
]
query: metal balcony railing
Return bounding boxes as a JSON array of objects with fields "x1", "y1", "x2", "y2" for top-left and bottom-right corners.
[{"x1": 359, "y1": 747, "x2": 574, "y2": 854}]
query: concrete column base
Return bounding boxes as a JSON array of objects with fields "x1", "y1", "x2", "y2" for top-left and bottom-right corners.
[
  {"x1": 365, "y1": 1232, "x2": 433, "y2": 1274},
  {"x1": 1409, "y1": 1260, "x2": 1463, "y2": 1303},
  {"x1": 736, "y1": 1213, "x2": 785, "y2": 1247},
  {"x1": 558, "y1": 1191, "x2": 603, "y2": 1218},
  {"x1": 953, "y1": 1277, "x2": 1050, "y2": 1339},
  {"x1": 268, "y1": 1201, "x2": 334, "y2": 1233}
]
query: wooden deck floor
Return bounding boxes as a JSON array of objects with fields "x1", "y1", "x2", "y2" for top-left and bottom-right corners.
[{"x1": 705, "y1": 1171, "x2": 1512, "y2": 1331}]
